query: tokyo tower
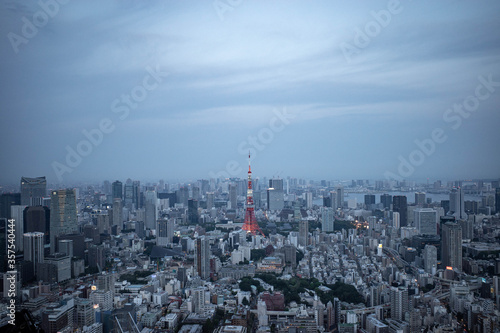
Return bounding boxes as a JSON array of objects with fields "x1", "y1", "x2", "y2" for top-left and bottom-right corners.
[{"x1": 242, "y1": 153, "x2": 265, "y2": 237}]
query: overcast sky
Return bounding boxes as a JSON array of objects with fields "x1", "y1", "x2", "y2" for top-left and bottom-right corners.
[{"x1": 1, "y1": 0, "x2": 499, "y2": 185}]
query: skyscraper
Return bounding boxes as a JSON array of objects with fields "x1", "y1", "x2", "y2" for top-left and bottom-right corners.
[
  {"x1": 414, "y1": 208, "x2": 437, "y2": 235},
  {"x1": 195, "y1": 237, "x2": 210, "y2": 279},
  {"x1": 50, "y1": 189, "x2": 77, "y2": 253},
  {"x1": 23, "y1": 206, "x2": 50, "y2": 244},
  {"x1": 269, "y1": 179, "x2": 284, "y2": 191},
  {"x1": 20, "y1": 176, "x2": 46, "y2": 206},
  {"x1": 206, "y1": 192, "x2": 215, "y2": 210},
  {"x1": 111, "y1": 180, "x2": 123, "y2": 200},
  {"x1": 390, "y1": 286, "x2": 408, "y2": 321},
  {"x1": 441, "y1": 222, "x2": 462, "y2": 271},
  {"x1": 393, "y1": 196, "x2": 408, "y2": 227},
  {"x1": 449, "y1": 187, "x2": 466, "y2": 219},
  {"x1": 298, "y1": 220, "x2": 308, "y2": 247},
  {"x1": 321, "y1": 207, "x2": 335, "y2": 232},
  {"x1": 124, "y1": 179, "x2": 134, "y2": 210},
  {"x1": 380, "y1": 194, "x2": 392, "y2": 209},
  {"x1": 23, "y1": 232, "x2": 45, "y2": 276},
  {"x1": 414, "y1": 192, "x2": 426, "y2": 206},
  {"x1": 229, "y1": 184, "x2": 237, "y2": 209},
  {"x1": 11, "y1": 205, "x2": 26, "y2": 251},
  {"x1": 188, "y1": 199, "x2": 199, "y2": 225},
  {"x1": 144, "y1": 190, "x2": 157, "y2": 230},
  {"x1": 423, "y1": 244, "x2": 437, "y2": 274},
  {"x1": 335, "y1": 186, "x2": 344, "y2": 209},
  {"x1": 364, "y1": 194, "x2": 375, "y2": 207},
  {"x1": 112, "y1": 198, "x2": 122, "y2": 228},
  {"x1": 0, "y1": 193, "x2": 21, "y2": 219},
  {"x1": 267, "y1": 188, "x2": 284, "y2": 211}
]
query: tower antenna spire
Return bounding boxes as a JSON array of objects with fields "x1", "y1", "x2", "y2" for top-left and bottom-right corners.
[{"x1": 242, "y1": 152, "x2": 265, "y2": 237}]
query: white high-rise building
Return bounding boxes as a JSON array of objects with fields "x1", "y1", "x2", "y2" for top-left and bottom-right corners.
[
  {"x1": 392, "y1": 212, "x2": 400, "y2": 230},
  {"x1": 23, "y1": 232, "x2": 45, "y2": 275},
  {"x1": 321, "y1": 207, "x2": 335, "y2": 232},
  {"x1": 335, "y1": 186, "x2": 344, "y2": 209},
  {"x1": 390, "y1": 286, "x2": 408, "y2": 321}
]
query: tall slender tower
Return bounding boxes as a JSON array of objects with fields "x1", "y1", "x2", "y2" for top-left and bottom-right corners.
[{"x1": 242, "y1": 153, "x2": 265, "y2": 236}]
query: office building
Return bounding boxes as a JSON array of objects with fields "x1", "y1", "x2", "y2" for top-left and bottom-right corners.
[
  {"x1": 74, "y1": 298, "x2": 96, "y2": 329},
  {"x1": 124, "y1": 180, "x2": 134, "y2": 209},
  {"x1": 414, "y1": 208, "x2": 437, "y2": 235},
  {"x1": 20, "y1": 176, "x2": 46, "y2": 206},
  {"x1": 188, "y1": 199, "x2": 199, "y2": 224},
  {"x1": 329, "y1": 191, "x2": 337, "y2": 209},
  {"x1": 423, "y1": 245, "x2": 437, "y2": 274},
  {"x1": 176, "y1": 187, "x2": 189, "y2": 207},
  {"x1": 195, "y1": 237, "x2": 210, "y2": 279},
  {"x1": 0, "y1": 193, "x2": 21, "y2": 219},
  {"x1": 335, "y1": 186, "x2": 344, "y2": 209},
  {"x1": 44, "y1": 253, "x2": 71, "y2": 282},
  {"x1": 298, "y1": 220, "x2": 308, "y2": 247},
  {"x1": 305, "y1": 192, "x2": 313, "y2": 209},
  {"x1": 112, "y1": 198, "x2": 122, "y2": 228},
  {"x1": 392, "y1": 212, "x2": 400, "y2": 230},
  {"x1": 267, "y1": 188, "x2": 284, "y2": 211},
  {"x1": 11, "y1": 205, "x2": 26, "y2": 251},
  {"x1": 111, "y1": 180, "x2": 122, "y2": 199},
  {"x1": 41, "y1": 299, "x2": 75, "y2": 333},
  {"x1": 229, "y1": 184, "x2": 237, "y2": 209},
  {"x1": 380, "y1": 194, "x2": 392, "y2": 209},
  {"x1": 449, "y1": 187, "x2": 466, "y2": 219},
  {"x1": 393, "y1": 196, "x2": 408, "y2": 227},
  {"x1": 321, "y1": 207, "x2": 335, "y2": 232},
  {"x1": 206, "y1": 192, "x2": 215, "y2": 209},
  {"x1": 23, "y1": 232, "x2": 45, "y2": 276},
  {"x1": 50, "y1": 189, "x2": 77, "y2": 253},
  {"x1": 414, "y1": 192, "x2": 426, "y2": 206},
  {"x1": 390, "y1": 286, "x2": 408, "y2": 321},
  {"x1": 364, "y1": 194, "x2": 375, "y2": 207},
  {"x1": 269, "y1": 179, "x2": 284, "y2": 191},
  {"x1": 441, "y1": 222, "x2": 462, "y2": 271},
  {"x1": 157, "y1": 218, "x2": 174, "y2": 246},
  {"x1": 23, "y1": 206, "x2": 50, "y2": 244},
  {"x1": 144, "y1": 190, "x2": 157, "y2": 230}
]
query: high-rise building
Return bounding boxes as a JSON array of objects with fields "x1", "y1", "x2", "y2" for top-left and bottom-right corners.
[
  {"x1": 206, "y1": 192, "x2": 215, "y2": 209},
  {"x1": 188, "y1": 199, "x2": 199, "y2": 224},
  {"x1": 335, "y1": 186, "x2": 344, "y2": 209},
  {"x1": 132, "y1": 180, "x2": 141, "y2": 208},
  {"x1": 44, "y1": 253, "x2": 71, "y2": 282},
  {"x1": 414, "y1": 192, "x2": 426, "y2": 206},
  {"x1": 390, "y1": 286, "x2": 408, "y2": 321},
  {"x1": 144, "y1": 190, "x2": 157, "y2": 230},
  {"x1": 176, "y1": 187, "x2": 189, "y2": 207},
  {"x1": 23, "y1": 232, "x2": 45, "y2": 276},
  {"x1": 41, "y1": 298, "x2": 75, "y2": 333},
  {"x1": 0, "y1": 193, "x2": 21, "y2": 219},
  {"x1": 11, "y1": 205, "x2": 26, "y2": 251},
  {"x1": 364, "y1": 194, "x2": 375, "y2": 207},
  {"x1": 269, "y1": 179, "x2": 284, "y2": 191},
  {"x1": 329, "y1": 191, "x2": 337, "y2": 209},
  {"x1": 20, "y1": 176, "x2": 46, "y2": 206},
  {"x1": 112, "y1": 198, "x2": 122, "y2": 228},
  {"x1": 414, "y1": 208, "x2": 437, "y2": 235},
  {"x1": 495, "y1": 188, "x2": 500, "y2": 214},
  {"x1": 229, "y1": 184, "x2": 237, "y2": 209},
  {"x1": 441, "y1": 222, "x2": 462, "y2": 271},
  {"x1": 195, "y1": 237, "x2": 210, "y2": 279},
  {"x1": 380, "y1": 194, "x2": 392, "y2": 209},
  {"x1": 392, "y1": 212, "x2": 400, "y2": 230},
  {"x1": 23, "y1": 206, "x2": 50, "y2": 244},
  {"x1": 393, "y1": 196, "x2": 408, "y2": 227},
  {"x1": 321, "y1": 207, "x2": 335, "y2": 232},
  {"x1": 111, "y1": 181, "x2": 122, "y2": 200},
  {"x1": 423, "y1": 245, "x2": 437, "y2": 274},
  {"x1": 267, "y1": 188, "x2": 284, "y2": 211},
  {"x1": 50, "y1": 189, "x2": 77, "y2": 253},
  {"x1": 305, "y1": 192, "x2": 313, "y2": 209},
  {"x1": 157, "y1": 218, "x2": 175, "y2": 246},
  {"x1": 124, "y1": 179, "x2": 134, "y2": 210},
  {"x1": 449, "y1": 187, "x2": 466, "y2": 219},
  {"x1": 298, "y1": 220, "x2": 308, "y2": 247},
  {"x1": 102, "y1": 180, "x2": 111, "y2": 196},
  {"x1": 74, "y1": 298, "x2": 96, "y2": 329}
]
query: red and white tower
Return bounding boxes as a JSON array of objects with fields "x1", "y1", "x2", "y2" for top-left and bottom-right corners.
[{"x1": 242, "y1": 153, "x2": 265, "y2": 237}]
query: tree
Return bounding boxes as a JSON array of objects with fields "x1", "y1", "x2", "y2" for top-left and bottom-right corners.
[{"x1": 242, "y1": 297, "x2": 249, "y2": 306}]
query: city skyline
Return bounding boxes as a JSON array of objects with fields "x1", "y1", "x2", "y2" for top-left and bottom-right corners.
[{"x1": 1, "y1": 1, "x2": 500, "y2": 184}]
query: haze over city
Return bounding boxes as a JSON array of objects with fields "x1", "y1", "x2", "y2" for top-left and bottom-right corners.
[{"x1": 1, "y1": 1, "x2": 500, "y2": 184}]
